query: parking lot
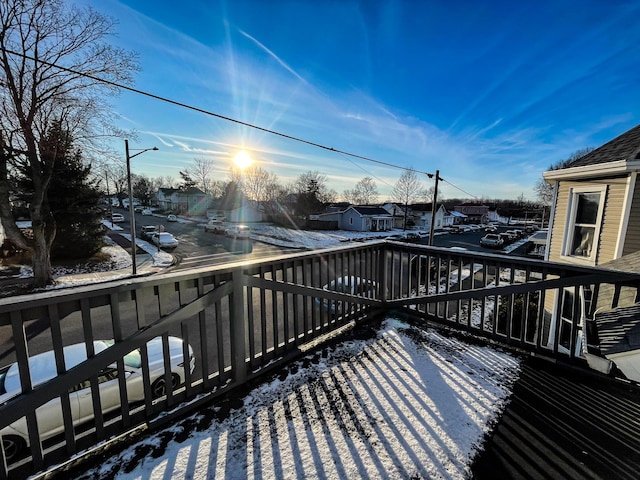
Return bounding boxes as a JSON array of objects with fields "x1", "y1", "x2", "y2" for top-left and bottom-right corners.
[{"x1": 419, "y1": 225, "x2": 533, "y2": 255}]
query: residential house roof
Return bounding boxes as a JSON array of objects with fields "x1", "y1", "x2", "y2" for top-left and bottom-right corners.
[
  {"x1": 567, "y1": 124, "x2": 640, "y2": 168},
  {"x1": 179, "y1": 187, "x2": 207, "y2": 196},
  {"x1": 158, "y1": 187, "x2": 207, "y2": 196},
  {"x1": 409, "y1": 203, "x2": 443, "y2": 212},
  {"x1": 595, "y1": 303, "x2": 640, "y2": 355},
  {"x1": 350, "y1": 206, "x2": 391, "y2": 216},
  {"x1": 448, "y1": 211, "x2": 467, "y2": 218}
]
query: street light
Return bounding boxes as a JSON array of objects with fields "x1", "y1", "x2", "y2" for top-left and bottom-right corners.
[{"x1": 125, "y1": 139, "x2": 158, "y2": 275}]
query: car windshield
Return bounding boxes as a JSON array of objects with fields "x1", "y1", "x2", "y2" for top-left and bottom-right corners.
[
  {"x1": 102, "y1": 340, "x2": 142, "y2": 368},
  {"x1": 122, "y1": 349, "x2": 142, "y2": 368}
]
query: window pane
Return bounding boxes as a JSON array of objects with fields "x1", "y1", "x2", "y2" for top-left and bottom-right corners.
[
  {"x1": 576, "y1": 193, "x2": 600, "y2": 224},
  {"x1": 561, "y1": 289, "x2": 574, "y2": 319},
  {"x1": 571, "y1": 226, "x2": 595, "y2": 257}
]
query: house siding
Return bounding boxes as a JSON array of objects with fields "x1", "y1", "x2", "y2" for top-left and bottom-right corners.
[
  {"x1": 548, "y1": 177, "x2": 627, "y2": 265},
  {"x1": 622, "y1": 175, "x2": 640, "y2": 256}
]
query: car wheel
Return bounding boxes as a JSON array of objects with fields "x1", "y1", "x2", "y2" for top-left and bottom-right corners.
[
  {"x1": 151, "y1": 373, "x2": 181, "y2": 398},
  {"x1": 2, "y1": 435, "x2": 26, "y2": 463}
]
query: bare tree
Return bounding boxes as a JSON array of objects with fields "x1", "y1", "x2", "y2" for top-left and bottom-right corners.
[
  {"x1": 392, "y1": 169, "x2": 423, "y2": 229},
  {"x1": 241, "y1": 164, "x2": 281, "y2": 202},
  {"x1": 291, "y1": 171, "x2": 337, "y2": 216},
  {"x1": 186, "y1": 157, "x2": 214, "y2": 194},
  {"x1": 0, "y1": 0, "x2": 138, "y2": 286},
  {"x1": 343, "y1": 176, "x2": 379, "y2": 205},
  {"x1": 209, "y1": 180, "x2": 226, "y2": 199},
  {"x1": 293, "y1": 171, "x2": 336, "y2": 204},
  {"x1": 535, "y1": 147, "x2": 595, "y2": 207},
  {"x1": 419, "y1": 186, "x2": 436, "y2": 203},
  {"x1": 153, "y1": 176, "x2": 177, "y2": 190}
]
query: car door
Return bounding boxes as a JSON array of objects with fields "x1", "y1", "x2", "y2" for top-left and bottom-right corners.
[{"x1": 75, "y1": 367, "x2": 130, "y2": 424}]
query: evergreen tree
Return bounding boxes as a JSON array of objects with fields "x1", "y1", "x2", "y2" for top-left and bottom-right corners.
[{"x1": 17, "y1": 121, "x2": 104, "y2": 260}]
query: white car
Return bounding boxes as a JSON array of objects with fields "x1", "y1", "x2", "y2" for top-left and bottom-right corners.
[
  {"x1": 110, "y1": 213, "x2": 125, "y2": 223},
  {"x1": 315, "y1": 276, "x2": 377, "y2": 315},
  {"x1": 151, "y1": 232, "x2": 179, "y2": 250},
  {"x1": 0, "y1": 336, "x2": 195, "y2": 463},
  {"x1": 141, "y1": 209, "x2": 153, "y2": 216},
  {"x1": 225, "y1": 225, "x2": 250, "y2": 239},
  {"x1": 166, "y1": 214, "x2": 178, "y2": 222},
  {"x1": 204, "y1": 220, "x2": 225, "y2": 234}
]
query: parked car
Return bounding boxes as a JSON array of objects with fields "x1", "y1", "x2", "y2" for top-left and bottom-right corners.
[
  {"x1": 109, "y1": 213, "x2": 125, "y2": 223},
  {"x1": 485, "y1": 225, "x2": 498, "y2": 233},
  {"x1": 151, "y1": 232, "x2": 179, "y2": 250},
  {"x1": 167, "y1": 214, "x2": 178, "y2": 222},
  {"x1": 499, "y1": 232, "x2": 514, "y2": 244},
  {"x1": 385, "y1": 233, "x2": 408, "y2": 241},
  {"x1": 225, "y1": 225, "x2": 250, "y2": 239},
  {"x1": 0, "y1": 336, "x2": 195, "y2": 463},
  {"x1": 140, "y1": 225, "x2": 158, "y2": 241},
  {"x1": 479, "y1": 233, "x2": 504, "y2": 248},
  {"x1": 449, "y1": 226, "x2": 467, "y2": 234},
  {"x1": 315, "y1": 276, "x2": 378, "y2": 315},
  {"x1": 204, "y1": 219, "x2": 225, "y2": 234}
]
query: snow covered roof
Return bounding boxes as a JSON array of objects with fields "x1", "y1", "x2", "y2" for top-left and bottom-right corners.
[{"x1": 448, "y1": 211, "x2": 467, "y2": 218}]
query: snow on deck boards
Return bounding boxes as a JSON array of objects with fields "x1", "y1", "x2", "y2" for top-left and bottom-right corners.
[{"x1": 77, "y1": 318, "x2": 521, "y2": 479}]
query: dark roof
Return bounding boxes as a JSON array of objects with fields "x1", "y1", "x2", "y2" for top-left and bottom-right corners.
[
  {"x1": 567, "y1": 124, "x2": 640, "y2": 168},
  {"x1": 409, "y1": 203, "x2": 442, "y2": 211},
  {"x1": 595, "y1": 303, "x2": 640, "y2": 355},
  {"x1": 601, "y1": 250, "x2": 640, "y2": 273},
  {"x1": 351, "y1": 206, "x2": 391, "y2": 216},
  {"x1": 179, "y1": 187, "x2": 206, "y2": 196}
]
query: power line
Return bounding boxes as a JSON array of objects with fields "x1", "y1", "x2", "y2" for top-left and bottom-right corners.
[
  {"x1": 440, "y1": 179, "x2": 479, "y2": 199},
  {"x1": 2, "y1": 48, "x2": 438, "y2": 178},
  {"x1": 1, "y1": 47, "x2": 493, "y2": 200}
]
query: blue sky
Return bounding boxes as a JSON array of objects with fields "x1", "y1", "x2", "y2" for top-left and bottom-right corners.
[{"x1": 84, "y1": 0, "x2": 640, "y2": 201}]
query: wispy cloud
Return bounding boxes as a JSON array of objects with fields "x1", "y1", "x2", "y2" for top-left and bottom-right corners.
[{"x1": 238, "y1": 29, "x2": 310, "y2": 86}]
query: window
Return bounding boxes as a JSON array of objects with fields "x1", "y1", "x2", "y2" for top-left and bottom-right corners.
[{"x1": 563, "y1": 186, "x2": 605, "y2": 262}]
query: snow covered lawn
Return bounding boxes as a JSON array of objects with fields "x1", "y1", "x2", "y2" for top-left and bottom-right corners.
[{"x1": 78, "y1": 317, "x2": 521, "y2": 480}]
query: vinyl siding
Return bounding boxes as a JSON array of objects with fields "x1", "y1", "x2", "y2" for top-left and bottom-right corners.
[
  {"x1": 622, "y1": 175, "x2": 640, "y2": 256},
  {"x1": 548, "y1": 177, "x2": 628, "y2": 265}
]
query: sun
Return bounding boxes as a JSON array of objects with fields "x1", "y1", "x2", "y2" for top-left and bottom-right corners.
[{"x1": 233, "y1": 150, "x2": 254, "y2": 169}]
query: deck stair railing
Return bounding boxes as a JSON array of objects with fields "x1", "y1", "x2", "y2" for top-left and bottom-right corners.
[{"x1": 0, "y1": 240, "x2": 638, "y2": 478}]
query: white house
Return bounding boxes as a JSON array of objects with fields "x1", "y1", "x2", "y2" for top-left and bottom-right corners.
[{"x1": 409, "y1": 203, "x2": 446, "y2": 230}]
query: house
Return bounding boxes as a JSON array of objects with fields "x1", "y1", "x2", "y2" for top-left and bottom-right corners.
[
  {"x1": 542, "y1": 124, "x2": 640, "y2": 380},
  {"x1": 157, "y1": 187, "x2": 209, "y2": 215},
  {"x1": 380, "y1": 202, "x2": 409, "y2": 229},
  {"x1": 446, "y1": 210, "x2": 467, "y2": 225},
  {"x1": 487, "y1": 207, "x2": 509, "y2": 224},
  {"x1": 212, "y1": 194, "x2": 263, "y2": 223},
  {"x1": 320, "y1": 206, "x2": 393, "y2": 232},
  {"x1": 453, "y1": 203, "x2": 489, "y2": 223},
  {"x1": 409, "y1": 203, "x2": 446, "y2": 230}
]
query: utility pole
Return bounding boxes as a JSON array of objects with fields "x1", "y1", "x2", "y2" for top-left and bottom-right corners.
[{"x1": 428, "y1": 170, "x2": 440, "y2": 246}]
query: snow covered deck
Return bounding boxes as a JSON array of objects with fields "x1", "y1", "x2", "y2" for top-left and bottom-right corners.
[{"x1": 72, "y1": 317, "x2": 640, "y2": 479}]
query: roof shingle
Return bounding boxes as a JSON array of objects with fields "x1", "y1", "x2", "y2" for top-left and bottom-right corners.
[{"x1": 567, "y1": 124, "x2": 640, "y2": 168}]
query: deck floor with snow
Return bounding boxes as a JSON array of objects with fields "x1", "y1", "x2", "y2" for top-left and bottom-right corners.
[{"x1": 471, "y1": 357, "x2": 640, "y2": 480}]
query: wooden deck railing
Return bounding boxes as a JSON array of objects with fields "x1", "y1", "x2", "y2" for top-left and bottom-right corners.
[{"x1": 0, "y1": 240, "x2": 638, "y2": 478}]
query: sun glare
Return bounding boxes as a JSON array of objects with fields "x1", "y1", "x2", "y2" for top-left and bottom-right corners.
[{"x1": 233, "y1": 150, "x2": 254, "y2": 169}]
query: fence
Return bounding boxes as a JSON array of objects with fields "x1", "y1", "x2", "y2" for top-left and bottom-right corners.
[{"x1": 0, "y1": 240, "x2": 638, "y2": 478}]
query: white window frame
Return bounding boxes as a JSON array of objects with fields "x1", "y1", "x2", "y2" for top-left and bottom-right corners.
[{"x1": 561, "y1": 185, "x2": 606, "y2": 264}]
